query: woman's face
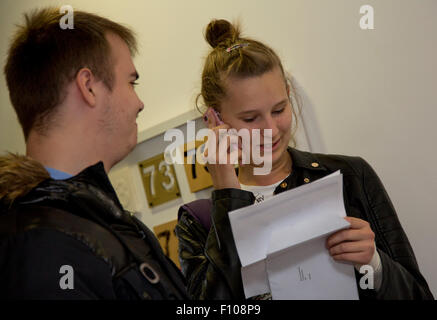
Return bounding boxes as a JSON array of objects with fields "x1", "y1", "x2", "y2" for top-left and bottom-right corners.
[{"x1": 219, "y1": 67, "x2": 293, "y2": 167}]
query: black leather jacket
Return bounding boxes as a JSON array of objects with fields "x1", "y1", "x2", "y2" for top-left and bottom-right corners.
[
  {"x1": 176, "y1": 148, "x2": 434, "y2": 300},
  {"x1": 0, "y1": 162, "x2": 188, "y2": 300}
]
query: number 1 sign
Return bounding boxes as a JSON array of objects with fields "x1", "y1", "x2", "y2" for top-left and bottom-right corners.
[{"x1": 138, "y1": 153, "x2": 181, "y2": 208}]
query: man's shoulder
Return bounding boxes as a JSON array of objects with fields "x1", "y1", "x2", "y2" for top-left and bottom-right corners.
[
  {"x1": 0, "y1": 226, "x2": 116, "y2": 299},
  {"x1": 1, "y1": 223, "x2": 106, "y2": 261},
  {"x1": 0, "y1": 204, "x2": 127, "y2": 274}
]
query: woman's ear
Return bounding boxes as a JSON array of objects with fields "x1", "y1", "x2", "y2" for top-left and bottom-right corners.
[
  {"x1": 76, "y1": 68, "x2": 97, "y2": 107},
  {"x1": 285, "y1": 79, "x2": 291, "y2": 97}
]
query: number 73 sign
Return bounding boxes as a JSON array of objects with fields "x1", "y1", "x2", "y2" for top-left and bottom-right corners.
[{"x1": 138, "y1": 153, "x2": 181, "y2": 208}]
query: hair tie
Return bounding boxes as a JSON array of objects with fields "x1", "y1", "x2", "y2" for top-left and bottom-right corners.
[{"x1": 226, "y1": 43, "x2": 249, "y2": 53}]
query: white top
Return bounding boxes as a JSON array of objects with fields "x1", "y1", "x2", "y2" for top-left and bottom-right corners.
[{"x1": 240, "y1": 181, "x2": 282, "y2": 203}]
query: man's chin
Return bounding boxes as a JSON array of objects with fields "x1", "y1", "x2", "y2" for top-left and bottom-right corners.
[
  {"x1": 121, "y1": 136, "x2": 137, "y2": 159},
  {"x1": 129, "y1": 137, "x2": 137, "y2": 153}
]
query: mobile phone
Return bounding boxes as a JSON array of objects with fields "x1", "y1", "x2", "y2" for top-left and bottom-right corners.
[{"x1": 203, "y1": 107, "x2": 224, "y2": 126}]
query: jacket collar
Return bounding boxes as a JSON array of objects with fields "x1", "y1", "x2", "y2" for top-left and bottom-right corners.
[
  {"x1": 17, "y1": 161, "x2": 125, "y2": 218},
  {"x1": 70, "y1": 161, "x2": 120, "y2": 201},
  {"x1": 271, "y1": 147, "x2": 328, "y2": 194},
  {"x1": 288, "y1": 147, "x2": 328, "y2": 172}
]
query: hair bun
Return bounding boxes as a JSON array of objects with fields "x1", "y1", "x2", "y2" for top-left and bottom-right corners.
[{"x1": 205, "y1": 19, "x2": 239, "y2": 48}]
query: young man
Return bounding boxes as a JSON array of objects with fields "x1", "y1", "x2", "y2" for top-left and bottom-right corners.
[{"x1": 0, "y1": 7, "x2": 188, "y2": 299}]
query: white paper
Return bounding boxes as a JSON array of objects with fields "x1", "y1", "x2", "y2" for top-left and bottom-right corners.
[
  {"x1": 241, "y1": 260, "x2": 270, "y2": 298},
  {"x1": 267, "y1": 215, "x2": 350, "y2": 257},
  {"x1": 229, "y1": 171, "x2": 344, "y2": 267},
  {"x1": 228, "y1": 171, "x2": 359, "y2": 299},
  {"x1": 266, "y1": 236, "x2": 359, "y2": 300}
]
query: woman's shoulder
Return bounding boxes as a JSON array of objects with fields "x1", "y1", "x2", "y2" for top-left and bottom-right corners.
[
  {"x1": 289, "y1": 147, "x2": 373, "y2": 177},
  {"x1": 176, "y1": 208, "x2": 208, "y2": 240}
]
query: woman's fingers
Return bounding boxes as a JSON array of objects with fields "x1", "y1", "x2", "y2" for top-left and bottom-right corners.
[
  {"x1": 326, "y1": 218, "x2": 374, "y2": 249},
  {"x1": 344, "y1": 216, "x2": 370, "y2": 229},
  {"x1": 331, "y1": 251, "x2": 374, "y2": 265},
  {"x1": 202, "y1": 119, "x2": 242, "y2": 189},
  {"x1": 326, "y1": 217, "x2": 376, "y2": 265},
  {"x1": 326, "y1": 229, "x2": 369, "y2": 249},
  {"x1": 205, "y1": 125, "x2": 242, "y2": 165},
  {"x1": 329, "y1": 240, "x2": 374, "y2": 256}
]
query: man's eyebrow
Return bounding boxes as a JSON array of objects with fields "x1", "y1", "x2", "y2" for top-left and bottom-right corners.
[
  {"x1": 130, "y1": 71, "x2": 139, "y2": 80},
  {"x1": 236, "y1": 99, "x2": 288, "y2": 115}
]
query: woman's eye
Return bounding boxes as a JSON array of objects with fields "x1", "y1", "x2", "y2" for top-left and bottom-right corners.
[
  {"x1": 273, "y1": 108, "x2": 285, "y2": 114},
  {"x1": 243, "y1": 118, "x2": 255, "y2": 123}
]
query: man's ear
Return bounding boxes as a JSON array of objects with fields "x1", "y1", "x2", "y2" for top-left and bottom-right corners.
[{"x1": 76, "y1": 68, "x2": 97, "y2": 107}]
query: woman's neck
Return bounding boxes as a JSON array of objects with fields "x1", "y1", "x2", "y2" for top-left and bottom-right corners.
[{"x1": 238, "y1": 151, "x2": 292, "y2": 186}]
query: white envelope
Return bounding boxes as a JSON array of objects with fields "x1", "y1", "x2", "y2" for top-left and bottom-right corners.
[
  {"x1": 266, "y1": 235, "x2": 359, "y2": 300},
  {"x1": 229, "y1": 171, "x2": 359, "y2": 299}
]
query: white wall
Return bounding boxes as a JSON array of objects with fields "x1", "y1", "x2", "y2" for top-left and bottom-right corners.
[{"x1": 0, "y1": 0, "x2": 435, "y2": 297}]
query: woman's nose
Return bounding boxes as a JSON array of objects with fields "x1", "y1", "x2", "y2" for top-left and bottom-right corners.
[{"x1": 260, "y1": 115, "x2": 279, "y2": 138}]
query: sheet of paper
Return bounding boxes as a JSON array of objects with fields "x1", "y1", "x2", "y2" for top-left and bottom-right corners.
[
  {"x1": 228, "y1": 171, "x2": 359, "y2": 299},
  {"x1": 241, "y1": 216, "x2": 351, "y2": 298},
  {"x1": 228, "y1": 171, "x2": 344, "y2": 267},
  {"x1": 241, "y1": 260, "x2": 270, "y2": 298},
  {"x1": 267, "y1": 213, "x2": 349, "y2": 256},
  {"x1": 266, "y1": 236, "x2": 359, "y2": 300}
]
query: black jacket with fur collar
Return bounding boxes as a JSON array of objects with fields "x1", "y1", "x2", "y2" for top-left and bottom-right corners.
[{"x1": 0, "y1": 156, "x2": 188, "y2": 300}]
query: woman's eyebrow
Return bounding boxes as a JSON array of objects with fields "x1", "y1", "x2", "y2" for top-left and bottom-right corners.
[
  {"x1": 236, "y1": 99, "x2": 288, "y2": 115},
  {"x1": 272, "y1": 99, "x2": 288, "y2": 108},
  {"x1": 237, "y1": 110, "x2": 257, "y2": 116}
]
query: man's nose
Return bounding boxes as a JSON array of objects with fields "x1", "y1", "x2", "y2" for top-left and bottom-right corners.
[{"x1": 139, "y1": 99, "x2": 145, "y2": 113}]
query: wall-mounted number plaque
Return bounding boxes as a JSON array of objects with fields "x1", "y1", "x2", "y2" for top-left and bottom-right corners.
[
  {"x1": 139, "y1": 153, "x2": 181, "y2": 208},
  {"x1": 183, "y1": 140, "x2": 213, "y2": 193}
]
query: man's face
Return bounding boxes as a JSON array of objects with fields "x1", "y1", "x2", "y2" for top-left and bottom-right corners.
[{"x1": 99, "y1": 33, "x2": 144, "y2": 165}]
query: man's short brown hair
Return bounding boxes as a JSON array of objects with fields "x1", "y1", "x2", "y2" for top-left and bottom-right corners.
[{"x1": 4, "y1": 7, "x2": 138, "y2": 140}]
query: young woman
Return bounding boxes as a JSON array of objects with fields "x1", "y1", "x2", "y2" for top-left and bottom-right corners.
[{"x1": 175, "y1": 19, "x2": 433, "y2": 300}]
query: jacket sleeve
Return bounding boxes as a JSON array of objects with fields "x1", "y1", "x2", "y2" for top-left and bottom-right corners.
[
  {"x1": 175, "y1": 188, "x2": 255, "y2": 300},
  {"x1": 359, "y1": 158, "x2": 434, "y2": 299},
  {"x1": 0, "y1": 228, "x2": 117, "y2": 299}
]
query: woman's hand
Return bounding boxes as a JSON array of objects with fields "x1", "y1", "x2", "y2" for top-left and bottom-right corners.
[
  {"x1": 203, "y1": 110, "x2": 242, "y2": 190},
  {"x1": 326, "y1": 217, "x2": 375, "y2": 266}
]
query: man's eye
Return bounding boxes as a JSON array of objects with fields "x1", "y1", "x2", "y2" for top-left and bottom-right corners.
[{"x1": 243, "y1": 118, "x2": 255, "y2": 123}]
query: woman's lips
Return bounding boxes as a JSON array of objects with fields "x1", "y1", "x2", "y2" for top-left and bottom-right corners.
[{"x1": 259, "y1": 138, "x2": 281, "y2": 151}]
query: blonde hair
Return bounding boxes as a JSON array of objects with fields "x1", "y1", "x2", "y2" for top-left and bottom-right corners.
[{"x1": 197, "y1": 19, "x2": 301, "y2": 146}]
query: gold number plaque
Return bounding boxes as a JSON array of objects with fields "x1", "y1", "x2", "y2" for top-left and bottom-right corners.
[
  {"x1": 183, "y1": 140, "x2": 213, "y2": 193},
  {"x1": 153, "y1": 219, "x2": 180, "y2": 268},
  {"x1": 139, "y1": 153, "x2": 181, "y2": 208}
]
